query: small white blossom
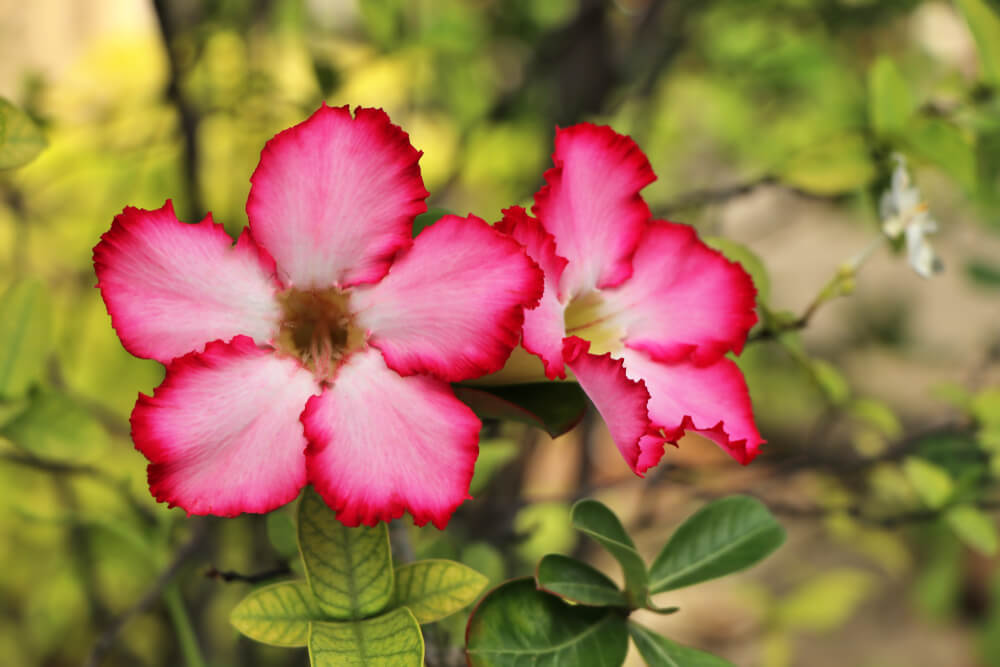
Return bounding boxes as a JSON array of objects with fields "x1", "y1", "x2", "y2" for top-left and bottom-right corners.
[{"x1": 880, "y1": 154, "x2": 942, "y2": 278}]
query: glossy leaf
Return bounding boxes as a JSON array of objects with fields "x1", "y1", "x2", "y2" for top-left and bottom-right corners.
[
  {"x1": 0, "y1": 280, "x2": 51, "y2": 399},
  {"x1": 298, "y1": 488, "x2": 394, "y2": 620},
  {"x1": 628, "y1": 622, "x2": 734, "y2": 667},
  {"x1": 903, "y1": 457, "x2": 954, "y2": 509},
  {"x1": 945, "y1": 504, "x2": 999, "y2": 556},
  {"x1": 649, "y1": 496, "x2": 785, "y2": 594},
  {"x1": 392, "y1": 559, "x2": 488, "y2": 624},
  {"x1": 536, "y1": 554, "x2": 627, "y2": 607},
  {"x1": 309, "y1": 607, "x2": 424, "y2": 666},
  {"x1": 955, "y1": 0, "x2": 1000, "y2": 86},
  {"x1": 0, "y1": 98, "x2": 46, "y2": 169},
  {"x1": 229, "y1": 580, "x2": 324, "y2": 647},
  {"x1": 465, "y1": 578, "x2": 628, "y2": 666},
  {"x1": 1, "y1": 392, "x2": 110, "y2": 463},
  {"x1": 453, "y1": 383, "x2": 588, "y2": 438},
  {"x1": 868, "y1": 57, "x2": 915, "y2": 138},
  {"x1": 571, "y1": 499, "x2": 648, "y2": 604}
]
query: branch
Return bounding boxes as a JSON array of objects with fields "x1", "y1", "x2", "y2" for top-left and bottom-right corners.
[
  {"x1": 204, "y1": 563, "x2": 292, "y2": 584},
  {"x1": 85, "y1": 518, "x2": 209, "y2": 667}
]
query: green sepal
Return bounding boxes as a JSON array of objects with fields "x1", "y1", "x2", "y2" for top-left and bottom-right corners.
[
  {"x1": 465, "y1": 578, "x2": 628, "y2": 666},
  {"x1": 298, "y1": 488, "x2": 394, "y2": 620},
  {"x1": 535, "y1": 554, "x2": 628, "y2": 607},
  {"x1": 571, "y1": 499, "x2": 648, "y2": 605},
  {"x1": 648, "y1": 495, "x2": 785, "y2": 594},
  {"x1": 309, "y1": 607, "x2": 424, "y2": 666},
  {"x1": 229, "y1": 580, "x2": 324, "y2": 647},
  {"x1": 392, "y1": 559, "x2": 488, "y2": 624}
]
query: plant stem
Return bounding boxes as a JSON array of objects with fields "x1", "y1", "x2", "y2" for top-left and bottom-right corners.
[{"x1": 163, "y1": 583, "x2": 207, "y2": 667}]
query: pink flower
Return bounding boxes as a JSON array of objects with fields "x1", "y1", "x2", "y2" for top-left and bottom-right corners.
[
  {"x1": 495, "y1": 123, "x2": 764, "y2": 473},
  {"x1": 93, "y1": 105, "x2": 543, "y2": 528}
]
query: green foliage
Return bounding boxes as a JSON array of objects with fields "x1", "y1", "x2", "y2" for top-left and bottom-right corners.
[
  {"x1": 902, "y1": 117, "x2": 977, "y2": 192},
  {"x1": 0, "y1": 98, "x2": 46, "y2": 169},
  {"x1": 535, "y1": 554, "x2": 628, "y2": 607},
  {"x1": 232, "y1": 490, "x2": 488, "y2": 663},
  {"x1": 0, "y1": 280, "x2": 51, "y2": 399},
  {"x1": 944, "y1": 504, "x2": 998, "y2": 556},
  {"x1": 465, "y1": 578, "x2": 629, "y2": 667},
  {"x1": 453, "y1": 383, "x2": 588, "y2": 438},
  {"x1": 955, "y1": 0, "x2": 1000, "y2": 86},
  {"x1": 777, "y1": 134, "x2": 875, "y2": 195},
  {"x1": 903, "y1": 457, "x2": 954, "y2": 510},
  {"x1": 309, "y1": 608, "x2": 424, "y2": 666},
  {"x1": 298, "y1": 488, "x2": 394, "y2": 620},
  {"x1": 0, "y1": 391, "x2": 109, "y2": 462},
  {"x1": 468, "y1": 438, "x2": 519, "y2": 495},
  {"x1": 229, "y1": 581, "x2": 324, "y2": 647},
  {"x1": 648, "y1": 495, "x2": 786, "y2": 594},
  {"x1": 868, "y1": 57, "x2": 915, "y2": 139},
  {"x1": 628, "y1": 622, "x2": 735, "y2": 667},
  {"x1": 391, "y1": 560, "x2": 488, "y2": 624},
  {"x1": 705, "y1": 237, "x2": 771, "y2": 305},
  {"x1": 775, "y1": 569, "x2": 874, "y2": 632},
  {"x1": 571, "y1": 499, "x2": 649, "y2": 605}
]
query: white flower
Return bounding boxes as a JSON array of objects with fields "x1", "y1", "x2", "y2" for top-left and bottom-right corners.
[{"x1": 880, "y1": 154, "x2": 942, "y2": 278}]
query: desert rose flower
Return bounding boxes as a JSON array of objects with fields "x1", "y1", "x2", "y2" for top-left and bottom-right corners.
[
  {"x1": 93, "y1": 105, "x2": 542, "y2": 528},
  {"x1": 494, "y1": 123, "x2": 763, "y2": 473}
]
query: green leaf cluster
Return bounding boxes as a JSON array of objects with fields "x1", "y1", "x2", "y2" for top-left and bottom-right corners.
[
  {"x1": 466, "y1": 495, "x2": 785, "y2": 666},
  {"x1": 0, "y1": 98, "x2": 46, "y2": 169},
  {"x1": 230, "y1": 489, "x2": 489, "y2": 665}
]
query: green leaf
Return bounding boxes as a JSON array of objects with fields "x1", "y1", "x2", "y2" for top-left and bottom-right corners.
[
  {"x1": 776, "y1": 569, "x2": 874, "y2": 632},
  {"x1": 0, "y1": 280, "x2": 51, "y2": 399},
  {"x1": 453, "y1": 383, "x2": 587, "y2": 438},
  {"x1": 0, "y1": 98, "x2": 46, "y2": 169},
  {"x1": 412, "y1": 207, "x2": 453, "y2": 237},
  {"x1": 868, "y1": 57, "x2": 915, "y2": 138},
  {"x1": 535, "y1": 554, "x2": 628, "y2": 607},
  {"x1": 465, "y1": 578, "x2": 628, "y2": 666},
  {"x1": 704, "y1": 237, "x2": 771, "y2": 305},
  {"x1": 469, "y1": 438, "x2": 519, "y2": 495},
  {"x1": 461, "y1": 543, "x2": 506, "y2": 585},
  {"x1": 298, "y1": 488, "x2": 394, "y2": 620},
  {"x1": 230, "y1": 580, "x2": 324, "y2": 647},
  {"x1": 945, "y1": 504, "x2": 999, "y2": 556},
  {"x1": 628, "y1": 622, "x2": 734, "y2": 667},
  {"x1": 1, "y1": 392, "x2": 110, "y2": 463},
  {"x1": 811, "y1": 359, "x2": 850, "y2": 405},
  {"x1": 571, "y1": 499, "x2": 648, "y2": 604},
  {"x1": 648, "y1": 495, "x2": 785, "y2": 594},
  {"x1": 309, "y1": 607, "x2": 424, "y2": 666},
  {"x1": 903, "y1": 457, "x2": 954, "y2": 509},
  {"x1": 966, "y1": 259, "x2": 1000, "y2": 290},
  {"x1": 514, "y1": 502, "x2": 576, "y2": 565},
  {"x1": 903, "y1": 117, "x2": 976, "y2": 191},
  {"x1": 778, "y1": 134, "x2": 875, "y2": 195},
  {"x1": 955, "y1": 0, "x2": 1000, "y2": 86},
  {"x1": 392, "y1": 559, "x2": 488, "y2": 624}
]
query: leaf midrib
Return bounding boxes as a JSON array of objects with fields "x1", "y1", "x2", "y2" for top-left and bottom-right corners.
[
  {"x1": 649, "y1": 520, "x2": 775, "y2": 593},
  {"x1": 469, "y1": 612, "x2": 617, "y2": 656}
]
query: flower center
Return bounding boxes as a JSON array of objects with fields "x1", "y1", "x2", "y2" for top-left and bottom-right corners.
[
  {"x1": 563, "y1": 291, "x2": 625, "y2": 356},
  {"x1": 275, "y1": 287, "x2": 365, "y2": 380}
]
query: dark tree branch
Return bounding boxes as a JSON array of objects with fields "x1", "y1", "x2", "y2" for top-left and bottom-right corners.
[{"x1": 204, "y1": 563, "x2": 292, "y2": 584}]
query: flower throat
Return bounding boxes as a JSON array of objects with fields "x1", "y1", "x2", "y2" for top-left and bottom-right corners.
[{"x1": 275, "y1": 287, "x2": 365, "y2": 380}]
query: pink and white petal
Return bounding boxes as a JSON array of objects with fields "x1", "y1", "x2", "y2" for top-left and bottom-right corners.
[
  {"x1": 93, "y1": 201, "x2": 282, "y2": 364},
  {"x1": 563, "y1": 337, "x2": 652, "y2": 474},
  {"x1": 620, "y1": 349, "x2": 764, "y2": 470},
  {"x1": 246, "y1": 105, "x2": 428, "y2": 289},
  {"x1": 302, "y1": 348, "x2": 480, "y2": 529},
  {"x1": 131, "y1": 336, "x2": 320, "y2": 516},
  {"x1": 351, "y1": 214, "x2": 543, "y2": 383},
  {"x1": 601, "y1": 221, "x2": 758, "y2": 366},
  {"x1": 496, "y1": 207, "x2": 569, "y2": 379},
  {"x1": 532, "y1": 123, "x2": 655, "y2": 297}
]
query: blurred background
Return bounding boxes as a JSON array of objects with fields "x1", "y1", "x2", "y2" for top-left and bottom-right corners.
[{"x1": 2, "y1": 0, "x2": 1000, "y2": 665}]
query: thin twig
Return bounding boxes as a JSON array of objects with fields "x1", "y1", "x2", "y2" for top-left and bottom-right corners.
[
  {"x1": 204, "y1": 563, "x2": 292, "y2": 584},
  {"x1": 85, "y1": 518, "x2": 209, "y2": 667}
]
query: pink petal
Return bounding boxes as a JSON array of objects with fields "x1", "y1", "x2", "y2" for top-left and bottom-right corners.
[
  {"x1": 131, "y1": 336, "x2": 320, "y2": 516},
  {"x1": 351, "y1": 214, "x2": 543, "y2": 383},
  {"x1": 302, "y1": 348, "x2": 480, "y2": 529},
  {"x1": 246, "y1": 105, "x2": 428, "y2": 289},
  {"x1": 620, "y1": 349, "x2": 764, "y2": 470},
  {"x1": 533, "y1": 123, "x2": 655, "y2": 298},
  {"x1": 563, "y1": 337, "x2": 652, "y2": 474},
  {"x1": 93, "y1": 201, "x2": 282, "y2": 364},
  {"x1": 496, "y1": 207, "x2": 569, "y2": 379},
  {"x1": 601, "y1": 221, "x2": 758, "y2": 366}
]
